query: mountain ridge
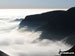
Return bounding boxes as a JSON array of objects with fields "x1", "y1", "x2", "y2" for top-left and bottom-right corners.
[{"x1": 19, "y1": 7, "x2": 75, "y2": 45}]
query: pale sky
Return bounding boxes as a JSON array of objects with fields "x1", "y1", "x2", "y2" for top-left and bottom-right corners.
[{"x1": 0, "y1": 0, "x2": 75, "y2": 9}]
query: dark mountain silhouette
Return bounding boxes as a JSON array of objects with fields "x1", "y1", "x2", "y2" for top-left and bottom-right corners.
[
  {"x1": 19, "y1": 10, "x2": 65, "y2": 30},
  {"x1": 19, "y1": 7, "x2": 75, "y2": 45},
  {"x1": 0, "y1": 50, "x2": 9, "y2": 56}
]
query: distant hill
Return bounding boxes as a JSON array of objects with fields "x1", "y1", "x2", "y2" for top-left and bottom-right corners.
[{"x1": 19, "y1": 7, "x2": 75, "y2": 45}]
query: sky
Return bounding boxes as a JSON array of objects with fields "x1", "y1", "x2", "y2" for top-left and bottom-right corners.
[{"x1": 0, "y1": 0, "x2": 75, "y2": 9}]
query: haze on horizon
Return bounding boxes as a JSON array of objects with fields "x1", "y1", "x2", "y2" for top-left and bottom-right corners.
[{"x1": 0, "y1": 0, "x2": 75, "y2": 9}]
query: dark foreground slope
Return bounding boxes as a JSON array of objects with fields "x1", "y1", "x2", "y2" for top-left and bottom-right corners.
[
  {"x1": 0, "y1": 50, "x2": 9, "y2": 56},
  {"x1": 66, "y1": 45, "x2": 75, "y2": 52},
  {"x1": 19, "y1": 7, "x2": 75, "y2": 45}
]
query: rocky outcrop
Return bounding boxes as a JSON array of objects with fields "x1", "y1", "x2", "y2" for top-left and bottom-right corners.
[{"x1": 19, "y1": 7, "x2": 75, "y2": 45}]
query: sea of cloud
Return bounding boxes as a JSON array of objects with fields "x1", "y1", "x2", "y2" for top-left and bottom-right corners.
[{"x1": 0, "y1": 18, "x2": 71, "y2": 56}]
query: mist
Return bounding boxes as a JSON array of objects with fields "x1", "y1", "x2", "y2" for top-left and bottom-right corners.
[
  {"x1": 0, "y1": 9, "x2": 71, "y2": 56},
  {"x1": 0, "y1": 18, "x2": 71, "y2": 56}
]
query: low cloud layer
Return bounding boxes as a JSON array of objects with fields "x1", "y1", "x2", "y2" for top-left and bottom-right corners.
[
  {"x1": 0, "y1": 9, "x2": 73, "y2": 56},
  {"x1": 0, "y1": 22, "x2": 71, "y2": 56}
]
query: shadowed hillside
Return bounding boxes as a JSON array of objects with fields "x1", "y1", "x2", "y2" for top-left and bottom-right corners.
[
  {"x1": 0, "y1": 50, "x2": 9, "y2": 56},
  {"x1": 19, "y1": 7, "x2": 75, "y2": 45}
]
